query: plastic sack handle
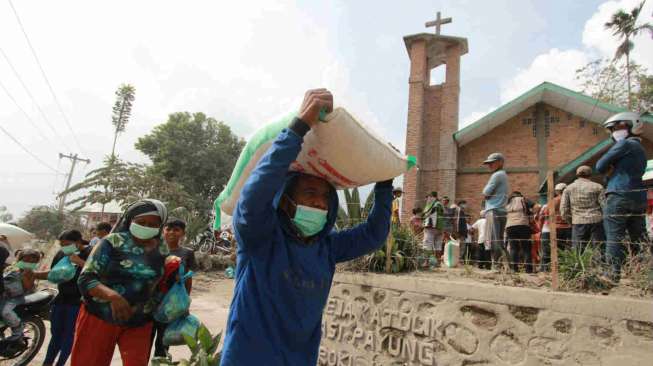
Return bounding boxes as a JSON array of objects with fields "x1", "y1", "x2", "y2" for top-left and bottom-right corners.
[{"x1": 176, "y1": 262, "x2": 194, "y2": 283}]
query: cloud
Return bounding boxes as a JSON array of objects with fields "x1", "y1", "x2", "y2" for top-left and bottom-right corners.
[
  {"x1": 463, "y1": 0, "x2": 652, "y2": 127},
  {"x1": 0, "y1": 0, "x2": 383, "y2": 215},
  {"x1": 461, "y1": 105, "x2": 498, "y2": 127},
  {"x1": 499, "y1": 48, "x2": 589, "y2": 102}
]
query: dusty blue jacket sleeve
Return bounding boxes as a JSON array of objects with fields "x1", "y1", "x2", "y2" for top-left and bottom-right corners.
[
  {"x1": 596, "y1": 141, "x2": 625, "y2": 173},
  {"x1": 329, "y1": 182, "x2": 393, "y2": 263},
  {"x1": 233, "y1": 128, "x2": 303, "y2": 250}
]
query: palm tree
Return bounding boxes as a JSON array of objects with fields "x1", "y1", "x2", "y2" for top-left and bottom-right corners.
[
  {"x1": 604, "y1": 1, "x2": 653, "y2": 109},
  {"x1": 102, "y1": 84, "x2": 135, "y2": 218}
]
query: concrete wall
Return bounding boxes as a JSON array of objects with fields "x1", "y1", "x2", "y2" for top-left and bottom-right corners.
[{"x1": 318, "y1": 273, "x2": 653, "y2": 366}]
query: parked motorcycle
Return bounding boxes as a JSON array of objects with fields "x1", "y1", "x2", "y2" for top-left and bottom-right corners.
[
  {"x1": 198, "y1": 230, "x2": 232, "y2": 255},
  {"x1": 0, "y1": 288, "x2": 57, "y2": 366}
]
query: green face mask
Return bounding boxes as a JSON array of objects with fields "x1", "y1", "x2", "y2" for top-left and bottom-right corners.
[
  {"x1": 16, "y1": 261, "x2": 38, "y2": 271},
  {"x1": 61, "y1": 244, "x2": 78, "y2": 255},
  {"x1": 290, "y1": 201, "x2": 328, "y2": 237},
  {"x1": 129, "y1": 222, "x2": 160, "y2": 240}
]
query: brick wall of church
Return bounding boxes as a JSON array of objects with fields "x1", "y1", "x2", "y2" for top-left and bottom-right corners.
[
  {"x1": 458, "y1": 107, "x2": 539, "y2": 169},
  {"x1": 545, "y1": 107, "x2": 609, "y2": 168},
  {"x1": 416, "y1": 86, "x2": 444, "y2": 205},
  {"x1": 421, "y1": 87, "x2": 443, "y2": 171}
]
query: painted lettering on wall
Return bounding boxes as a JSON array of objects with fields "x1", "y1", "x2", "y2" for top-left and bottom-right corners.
[{"x1": 319, "y1": 298, "x2": 442, "y2": 365}]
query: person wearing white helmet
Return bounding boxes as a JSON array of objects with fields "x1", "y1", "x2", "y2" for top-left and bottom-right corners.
[{"x1": 596, "y1": 111, "x2": 648, "y2": 282}]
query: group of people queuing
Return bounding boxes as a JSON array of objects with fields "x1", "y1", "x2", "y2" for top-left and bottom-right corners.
[
  {"x1": 401, "y1": 112, "x2": 649, "y2": 282},
  {"x1": 0, "y1": 201, "x2": 197, "y2": 366}
]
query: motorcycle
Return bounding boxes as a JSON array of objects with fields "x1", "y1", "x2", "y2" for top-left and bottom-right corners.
[
  {"x1": 0, "y1": 288, "x2": 57, "y2": 366},
  {"x1": 198, "y1": 230, "x2": 232, "y2": 255}
]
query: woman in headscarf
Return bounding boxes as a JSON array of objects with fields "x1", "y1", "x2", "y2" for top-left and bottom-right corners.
[{"x1": 70, "y1": 199, "x2": 168, "y2": 366}]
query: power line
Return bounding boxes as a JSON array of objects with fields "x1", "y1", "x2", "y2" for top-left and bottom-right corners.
[
  {"x1": 0, "y1": 47, "x2": 63, "y2": 141},
  {"x1": 0, "y1": 124, "x2": 60, "y2": 173},
  {"x1": 7, "y1": 0, "x2": 86, "y2": 154},
  {"x1": 0, "y1": 77, "x2": 56, "y2": 145}
]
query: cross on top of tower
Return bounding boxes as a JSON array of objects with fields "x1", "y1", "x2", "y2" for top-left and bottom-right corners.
[{"x1": 425, "y1": 11, "x2": 452, "y2": 35}]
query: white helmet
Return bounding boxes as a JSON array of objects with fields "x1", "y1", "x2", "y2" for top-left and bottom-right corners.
[
  {"x1": 603, "y1": 111, "x2": 644, "y2": 135},
  {"x1": 554, "y1": 183, "x2": 567, "y2": 192}
]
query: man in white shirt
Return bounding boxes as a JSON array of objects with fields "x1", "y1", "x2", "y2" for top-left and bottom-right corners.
[{"x1": 471, "y1": 213, "x2": 490, "y2": 269}]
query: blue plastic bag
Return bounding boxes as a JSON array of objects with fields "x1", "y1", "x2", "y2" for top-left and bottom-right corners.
[
  {"x1": 154, "y1": 263, "x2": 193, "y2": 323},
  {"x1": 225, "y1": 266, "x2": 234, "y2": 279},
  {"x1": 47, "y1": 256, "x2": 76, "y2": 284},
  {"x1": 163, "y1": 314, "x2": 201, "y2": 346}
]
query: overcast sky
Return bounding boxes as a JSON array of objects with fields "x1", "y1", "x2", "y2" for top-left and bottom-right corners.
[{"x1": 1, "y1": 0, "x2": 651, "y2": 218}]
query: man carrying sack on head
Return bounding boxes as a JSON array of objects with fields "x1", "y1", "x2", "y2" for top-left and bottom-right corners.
[{"x1": 220, "y1": 89, "x2": 393, "y2": 366}]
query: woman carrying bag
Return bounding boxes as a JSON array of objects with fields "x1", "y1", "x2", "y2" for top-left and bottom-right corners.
[
  {"x1": 71, "y1": 199, "x2": 168, "y2": 366},
  {"x1": 39, "y1": 229, "x2": 91, "y2": 366}
]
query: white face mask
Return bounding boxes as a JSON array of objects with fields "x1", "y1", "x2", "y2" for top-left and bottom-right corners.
[{"x1": 612, "y1": 129, "x2": 628, "y2": 141}]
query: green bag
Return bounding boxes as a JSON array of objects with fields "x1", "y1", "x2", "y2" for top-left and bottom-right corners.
[
  {"x1": 47, "y1": 256, "x2": 76, "y2": 284},
  {"x1": 154, "y1": 263, "x2": 193, "y2": 323},
  {"x1": 163, "y1": 314, "x2": 201, "y2": 346}
]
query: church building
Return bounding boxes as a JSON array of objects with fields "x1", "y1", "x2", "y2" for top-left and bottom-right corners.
[{"x1": 400, "y1": 15, "x2": 653, "y2": 222}]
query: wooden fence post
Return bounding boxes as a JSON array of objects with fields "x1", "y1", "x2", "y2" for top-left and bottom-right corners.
[
  {"x1": 385, "y1": 235, "x2": 393, "y2": 273},
  {"x1": 547, "y1": 171, "x2": 559, "y2": 290}
]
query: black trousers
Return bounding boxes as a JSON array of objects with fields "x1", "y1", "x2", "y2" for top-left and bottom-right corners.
[
  {"x1": 506, "y1": 225, "x2": 533, "y2": 273},
  {"x1": 150, "y1": 320, "x2": 169, "y2": 358},
  {"x1": 474, "y1": 243, "x2": 492, "y2": 269},
  {"x1": 572, "y1": 222, "x2": 606, "y2": 254},
  {"x1": 460, "y1": 241, "x2": 474, "y2": 265},
  {"x1": 557, "y1": 227, "x2": 572, "y2": 251}
]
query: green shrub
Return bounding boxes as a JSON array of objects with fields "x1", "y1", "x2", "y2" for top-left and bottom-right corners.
[
  {"x1": 558, "y1": 245, "x2": 611, "y2": 292},
  {"x1": 151, "y1": 325, "x2": 222, "y2": 366}
]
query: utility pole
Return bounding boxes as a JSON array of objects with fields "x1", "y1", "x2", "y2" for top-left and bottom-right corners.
[{"x1": 57, "y1": 153, "x2": 90, "y2": 213}]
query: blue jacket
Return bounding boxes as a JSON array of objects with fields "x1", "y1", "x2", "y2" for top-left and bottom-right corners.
[
  {"x1": 596, "y1": 137, "x2": 646, "y2": 202},
  {"x1": 220, "y1": 122, "x2": 392, "y2": 366}
]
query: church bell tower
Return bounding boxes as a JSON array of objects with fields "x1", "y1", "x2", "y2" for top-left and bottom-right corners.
[{"x1": 401, "y1": 12, "x2": 468, "y2": 222}]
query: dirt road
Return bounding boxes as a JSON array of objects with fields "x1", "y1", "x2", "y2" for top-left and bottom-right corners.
[{"x1": 31, "y1": 273, "x2": 234, "y2": 365}]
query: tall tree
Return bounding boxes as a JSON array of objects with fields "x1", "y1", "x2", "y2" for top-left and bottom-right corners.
[
  {"x1": 63, "y1": 156, "x2": 194, "y2": 212},
  {"x1": 604, "y1": 1, "x2": 652, "y2": 109},
  {"x1": 17, "y1": 206, "x2": 82, "y2": 240},
  {"x1": 111, "y1": 84, "x2": 136, "y2": 158},
  {"x1": 638, "y1": 74, "x2": 653, "y2": 111},
  {"x1": 101, "y1": 84, "x2": 135, "y2": 217},
  {"x1": 136, "y1": 112, "x2": 244, "y2": 212},
  {"x1": 0, "y1": 205, "x2": 13, "y2": 223},
  {"x1": 575, "y1": 58, "x2": 649, "y2": 108}
]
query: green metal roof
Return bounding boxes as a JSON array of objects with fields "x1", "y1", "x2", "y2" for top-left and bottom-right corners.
[
  {"x1": 557, "y1": 138, "x2": 613, "y2": 179},
  {"x1": 455, "y1": 81, "x2": 653, "y2": 146},
  {"x1": 538, "y1": 138, "x2": 613, "y2": 193}
]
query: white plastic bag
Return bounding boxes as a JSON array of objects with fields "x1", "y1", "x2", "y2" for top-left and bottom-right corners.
[
  {"x1": 213, "y1": 107, "x2": 416, "y2": 228},
  {"x1": 443, "y1": 239, "x2": 460, "y2": 268}
]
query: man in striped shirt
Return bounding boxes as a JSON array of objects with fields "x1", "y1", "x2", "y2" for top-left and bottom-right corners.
[{"x1": 560, "y1": 165, "x2": 606, "y2": 253}]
